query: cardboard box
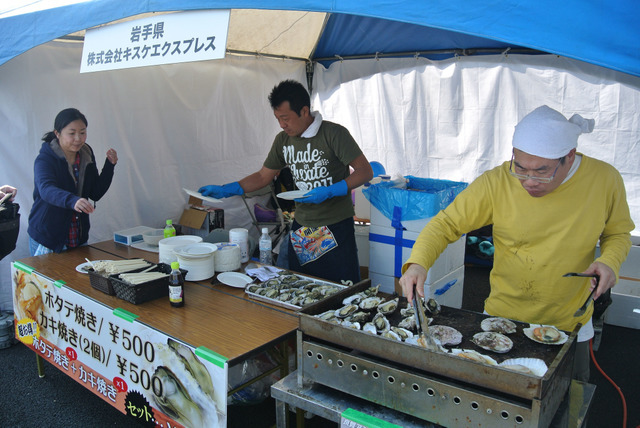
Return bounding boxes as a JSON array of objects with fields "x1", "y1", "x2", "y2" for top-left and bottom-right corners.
[
  {"x1": 113, "y1": 226, "x2": 153, "y2": 245},
  {"x1": 178, "y1": 196, "x2": 224, "y2": 239},
  {"x1": 368, "y1": 223, "x2": 465, "y2": 283},
  {"x1": 604, "y1": 245, "x2": 640, "y2": 329},
  {"x1": 368, "y1": 265, "x2": 464, "y2": 308}
]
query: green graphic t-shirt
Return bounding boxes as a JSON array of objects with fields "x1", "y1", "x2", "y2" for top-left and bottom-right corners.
[{"x1": 264, "y1": 121, "x2": 363, "y2": 227}]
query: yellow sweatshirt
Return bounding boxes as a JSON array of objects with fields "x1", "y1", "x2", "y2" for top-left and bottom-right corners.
[{"x1": 404, "y1": 154, "x2": 634, "y2": 332}]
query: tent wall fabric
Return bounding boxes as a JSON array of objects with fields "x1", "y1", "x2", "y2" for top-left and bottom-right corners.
[{"x1": 1, "y1": 1, "x2": 639, "y2": 77}]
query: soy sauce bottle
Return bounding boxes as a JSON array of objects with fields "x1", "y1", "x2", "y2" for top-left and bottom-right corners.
[{"x1": 168, "y1": 261, "x2": 184, "y2": 307}]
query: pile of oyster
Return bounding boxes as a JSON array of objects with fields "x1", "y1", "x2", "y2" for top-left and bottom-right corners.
[
  {"x1": 246, "y1": 273, "x2": 344, "y2": 308},
  {"x1": 315, "y1": 286, "x2": 423, "y2": 342}
]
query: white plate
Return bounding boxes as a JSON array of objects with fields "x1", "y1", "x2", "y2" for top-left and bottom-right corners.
[
  {"x1": 130, "y1": 241, "x2": 160, "y2": 253},
  {"x1": 174, "y1": 243, "x2": 218, "y2": 259},
  {"x1": 75, "y1": 260, "x2": 109, "y2": 274},
  {"x1": 276, "y1": 190, "x2": 310, "y2": 200},
  {"x1": 217, "y1": 272, "x2": 253, "y2": 288},
  {"x1": 183, "y1": 188, "x2": 222, "y2": 204}
]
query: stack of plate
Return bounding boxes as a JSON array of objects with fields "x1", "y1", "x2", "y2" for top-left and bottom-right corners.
[
  {"x1": 174, "y1": 243, "x2": 218, "y2": 281},
  {"x1": 158, "y1": 235, "x2": 203, "y2": 264}
]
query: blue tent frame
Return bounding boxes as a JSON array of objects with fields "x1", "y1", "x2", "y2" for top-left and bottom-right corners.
[{"x1": 1, "y1": 0, "x2": 639, "y2": 77}]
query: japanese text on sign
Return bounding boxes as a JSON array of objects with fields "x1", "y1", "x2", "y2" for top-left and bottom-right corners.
[{"x1": 81, "y1": 10, "x2": 230, "y2": 73}]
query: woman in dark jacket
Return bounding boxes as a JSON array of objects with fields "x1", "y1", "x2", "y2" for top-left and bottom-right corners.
[{"x1": 28, "y1": 108, "x2": 118, "y2": 255}]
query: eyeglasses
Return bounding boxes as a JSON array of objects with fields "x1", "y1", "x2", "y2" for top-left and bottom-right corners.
[{"x1": 509, "y1": 154, "x2": 562, "y2": 184}]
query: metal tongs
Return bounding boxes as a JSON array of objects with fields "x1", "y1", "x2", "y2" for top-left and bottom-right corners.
[
  {"x1": 412, "y1": 285, "x2": 442, "y2": 352},
  {"x1": 563, "y1": 272, "x2": 599, "y2": 317}
]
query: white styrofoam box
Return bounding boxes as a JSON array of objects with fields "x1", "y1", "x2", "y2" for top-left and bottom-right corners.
[
  {"x1": 365, "y1": 177, "x2": 467, "y2": 233},
  {"x1": 368, "y1": 223, "x2": 465, "y2": 283},
  {"x1": 604, "y1": 245, "x2": 640, "y2": 329},
  {"x1": 368, "y1": 265, "x2": 465, "y2": 309},
  {"x1": 354, "y1": 224, "x2": 369, "y2": 267}
]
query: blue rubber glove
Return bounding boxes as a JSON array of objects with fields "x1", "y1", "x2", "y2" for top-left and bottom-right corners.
[
  {"x1": 295, "y1": 180, "x2": 348, "y2": 204},
  {"x1": 198, "y1": 181, "x2": 244, "y2": 198}
]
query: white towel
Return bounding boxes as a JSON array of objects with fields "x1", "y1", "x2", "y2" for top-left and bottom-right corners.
[{"x1": 512, "y1": 105, "x2": 594, "y2": 159}]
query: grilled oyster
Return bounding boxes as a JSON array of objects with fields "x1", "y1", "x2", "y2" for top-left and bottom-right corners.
[
  {"x1": 359, "y1": 296, "x2": 384, "y2": 310},
  {"x1": 347, "y1": 311, "x2": 371, "y2": 324},
  {"x1": 363, "y1": 284, "x2": 381, "y2": 296},
  {"x1": 341, "y1": 320, "x2": 361, "y2": 330},
  {"x1": 316, "y1": 310, "x2": 337, "y2": 321},
  {"x1": 372, "y1": 313, "x2": 390, "y2": 332},
  {"x1": 523, "y1": 325, "x2": 568, "y2": 345},
  {"x1": 472, "y1": 332, "x2": 513, "y2": 353},
  {"x1": 363, "y1": 322, "x2": 378, "y2": 335},
  {"x1": 377, "y1": 297, "x2": 399, "y2": 316},
  {"x1": 398, "y1": 315, "x2": 417, "y2": 331},
  {"x1": 382, "y1": 330, "x2": 402, "y2": 341},
  {"x1": 390, "y1": 326, "x2": 414, "y2": 341},
  {"x1": 430, "y1": 325, "x2": 463, "y2": 346},
  {"x1": 334, "y1": 304, "x2": 359, "y2": 319},
  {"x1": 481, "y1": 317, "x2": 517, "y2": 334},
  {"x1": 342, "y1": 293, "x2": 364, "y2": 306}
]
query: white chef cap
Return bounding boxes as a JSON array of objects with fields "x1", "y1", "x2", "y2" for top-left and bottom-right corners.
[{"x1": 512, "y1": 105, "x2": 595, "y2": 159}]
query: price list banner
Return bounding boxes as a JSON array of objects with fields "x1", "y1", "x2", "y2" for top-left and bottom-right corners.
[
  {"x1": 12, "y1": 263, "x2": 227, "y2": 427},
  {"x1": 81, "y1": 10, "x2": 230, "y2": 73}
]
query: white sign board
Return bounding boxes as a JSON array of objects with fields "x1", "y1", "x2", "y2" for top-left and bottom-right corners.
[
  {"x1": 81, "y1": 10, "x2": 230, "y2": 73},
  {"x1": 12, "y1": 263, "x2": 227, "y2": 427}
]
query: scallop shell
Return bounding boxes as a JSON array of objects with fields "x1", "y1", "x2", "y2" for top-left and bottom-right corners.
[
  {"x1": 451, "y1": 348, "x2": 498, "y2": 365},
  {"x1": 499, "y1": 358, "x2": 548, "y2": 377},
  {"x1": 472, "y1": 332, "x2": 513, "y2": 353},
  {"x1": 481, "y1": 317, "x2": 517, "y2": 334},
  {"x1": 429, "y1": 325, "x2": 463, "y2": 346},
  {"x1": 523, "y1": 324, "x2": 568, "y2": 345}
]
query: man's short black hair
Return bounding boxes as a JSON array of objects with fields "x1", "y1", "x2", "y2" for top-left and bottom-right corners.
[{"x1": 268, "y1": 80, "x2": 310, "y2": 116}]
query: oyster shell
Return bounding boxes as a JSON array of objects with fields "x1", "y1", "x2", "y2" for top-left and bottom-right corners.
[
  {"x1": 347, "y1": 311, "x2": 371, "y2": 324},
  {"x1": 390, "y1": 326, "x2": 414, "y2": 341},
  {"x1": 398, "y1": 315, "x2": 416, "y2": 331},
  {"x1": 153, "y1": 366, "x2": 206, "y2": 427},
  {"x1": 523, "y1": 324, "x2": 568, "y2": 345},
  {"x1": 377, "y1": 297, "x2": 399, "y2": 316},
  {"x1": 381, "y1": 330, "x2": 402, "y2": 341},
  {"x1": 372, "y1": 313, "x2": 390, "y2": 332},
  {"x1": 334, "y1": 304, "x2": 359, "y2": 319},
  {"x1": 481, "y1": 317, "x2": 517, "y2": 334},
  {"x1": 316, "y1": 310, "x2": 337, "y2": 321},
  {"x1": 451, "y1": 349, "x2": 498, "y2": 365},
  {"x1": 363, "y1": 284, "x2": 381, "y2": 296},
  {"x1": 341, "y1": 320, "x2": 361, "y2": 330},
  {"x1": 359, "y1": 296, "x2": 384, "y2": 310},
  {"x1": 429, "y1": 325, "x2": 463, "y2": 346},
  {"x1": 472, "y1": 332, "x2": 513, "y2": 353},
  {"x1": 342, "y1": 293, "x2": 363, "y2": 306},
  {"x1": 363, "y1": 322, "x2": 378, "y2": 335}
]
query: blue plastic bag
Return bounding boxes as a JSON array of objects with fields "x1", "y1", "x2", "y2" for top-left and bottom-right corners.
[{"x1": 363, "y1": 176, "x2": 467, "y2": 224}]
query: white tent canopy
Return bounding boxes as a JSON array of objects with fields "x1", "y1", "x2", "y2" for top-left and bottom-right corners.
[{"x1": 1, "y1": 1, "x2": 639, "y2": 311}]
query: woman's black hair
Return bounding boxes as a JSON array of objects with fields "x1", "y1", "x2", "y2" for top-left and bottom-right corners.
[{"x1": 42, "y1": 108, "x2": 88, "y2": 142}]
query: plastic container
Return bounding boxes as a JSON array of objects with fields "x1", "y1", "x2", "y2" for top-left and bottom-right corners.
[
  {"x1": 168, "y1": 261, "x2": 184, "y2": 307},
  {"x1": 164, "y1": 219, "x2": 176, "y2": 238},
  {"x1": 229, "y1": 228, "x2": 249, "y2": 263},
  {"x1": 259, "y1": 227, "x2": 272, "y2": 265}
]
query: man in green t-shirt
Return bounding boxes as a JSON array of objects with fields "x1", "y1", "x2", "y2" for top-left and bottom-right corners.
[{"x1": 200, "y1": 80, "x2": 372, "y2": 283}]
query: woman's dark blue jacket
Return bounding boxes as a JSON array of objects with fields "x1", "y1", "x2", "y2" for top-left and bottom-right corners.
[{"x1": 28, "y1": 140, "x2": 115, "y2": 252}]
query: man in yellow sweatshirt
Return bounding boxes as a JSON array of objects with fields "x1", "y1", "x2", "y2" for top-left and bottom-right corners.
[{"x1": 400, "y1": 105, "x2": 634, "y2": 382}]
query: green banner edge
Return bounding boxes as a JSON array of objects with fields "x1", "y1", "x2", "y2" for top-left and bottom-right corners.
[{"x1": 195, "y1": 346, "x2": 228, "y2": 368}]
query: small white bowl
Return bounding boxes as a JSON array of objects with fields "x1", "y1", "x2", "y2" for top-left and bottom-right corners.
[{"x1": 142, "y1": 229, "x2": 165, "y2": 246}]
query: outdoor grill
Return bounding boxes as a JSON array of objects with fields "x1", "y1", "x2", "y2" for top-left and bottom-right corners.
[{"x1": 297, "y1": 280, "x2": 577, "y2": 427}]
